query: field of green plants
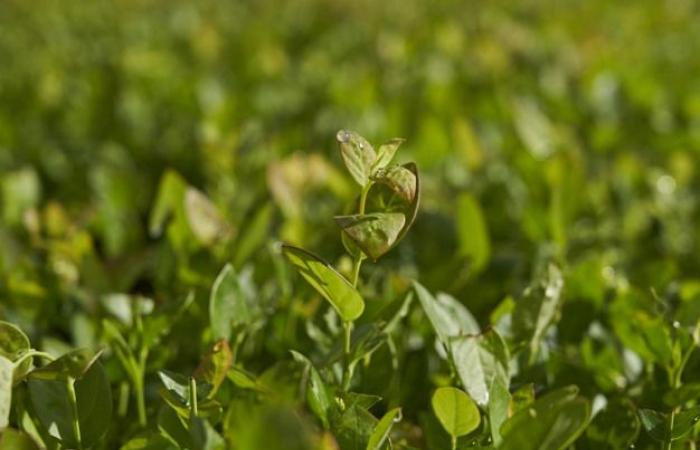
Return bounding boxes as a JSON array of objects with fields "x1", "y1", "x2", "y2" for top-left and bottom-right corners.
[{"x1": 2, "y1": 0, "x2": 700, "y2": 448}]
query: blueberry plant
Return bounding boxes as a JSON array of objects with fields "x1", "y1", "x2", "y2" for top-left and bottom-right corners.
[{"x1": 1, "y1": 131, "x2": 700, "y2": 450}]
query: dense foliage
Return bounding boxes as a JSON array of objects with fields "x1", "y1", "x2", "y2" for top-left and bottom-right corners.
[{"x1": 2, "y1": 0, "x2": 700, "y2": 448}]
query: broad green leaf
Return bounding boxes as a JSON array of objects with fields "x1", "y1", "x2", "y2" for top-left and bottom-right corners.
[
  {"x1": 184, "y1": 187, "x2": 228, "y2": 246},
  {"x1": 366, "y1": 407, "x2": 401, "y2": 450},
  {"x1": 194, "y1": 340, "x2": 232, "y2": 397},
  {"x1": 431, "y1": 387, "x2": 480, "y2": 438},
  {"x1": 337, "y1": 130, "x2": 377, "y2": 187},
  {"x1": 499, "y1": 386, "x2": 590, "y2": 450},
  {"x1": 488, "y1": 377, "x2": 510, "y2": 446},
  {"x1": 0, "y1": 321, "x2": 32, "y2": 383},
  {"x1": 450, "y1": 329, "x2": 509, "y2": 407},
  {"x1": 512, "y1": 264, "x2": 564, "y2": 357},
  {"x1": 413, "y1": 281, "x2": 479, "y2": 346},
  {"x1": 331, "y1": 404, "x2": 378, "y2": 450},
  {"x1": 290, "y1": 351, "x2": 332, "y2": 429},
  {"x1": 335, "y1": 213, "x2": 406, "y2": 260},
  {"x1": 371, "y1": 138, "x2": 404, "y2": 173},
  {"x1": 0, "y1": 428, "x2": 41, "y2": 450},
  {"x1": 28, "y1": 358, "x2": 112, "y2": 449},
  {"x1": 456, "y1": 193, "x2": 491, "y2": 273},
  {"x1": 0, "y1": 356, "x2": 12, "y2": 431},
  {"x1": 282, "y1": 245, "x2": 364, "y2": 321},
  {"x1": 586, "y1": 398, "x2": 640, "y2": 449},
  {"x1": 371, "y1": 165, "x2": 417, "y2": 203},
  {"x1": 209, "y1": 264, "x2": 253, "y2": 341}
]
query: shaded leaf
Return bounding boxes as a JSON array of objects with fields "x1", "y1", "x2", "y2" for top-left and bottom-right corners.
[{"x1": 413, "y1": 281, "x2": 479, "y2": 346}]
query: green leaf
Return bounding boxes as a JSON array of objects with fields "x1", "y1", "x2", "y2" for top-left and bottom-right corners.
[
  {"x1": 0, "y1": 321, "x2": 32, "y2": 382},
  {"x1": 27, "y1": 357, "x2": 112, "y2": 449},
  {"x1": 499, "y1": 386, "x2": 590, "y2": 450},
  {"x1": 335, "y1": 213, "x2": 406, "y2": 260},
  {"x1": 194, "y1": 340, "x2": 232, "y2": 398},
  {"x1": 393, "y1": 163, "x2": 420, "y2": 245},
  {"x1": 209, "y1": 264, "x2": 253, "y2": 341},
  {"x1": 586, "y1": 398, "x2": 640, "y2": 449},
  {"x1": 337, "y1": 130, "x2": 377, "y2": 187},
  {"x1": 0, "y1": 428, "x2": 41, "y2": 450},
  {"x1": 664, "y1": 382, "x2": 700, "y2": 407},
  {"x1": 431, "y1": 387, "x2": 480, "y2": 438},
  {"x1": 0, "y1": 356, "x2": 12, "y2": 431},
  {"x1": 290, "y1": 351, "x2": 332, "y2": 429},
  {"x1": 512, "y1": 264, "x2": 564, "y2": 358},
  {"x1": 456, "y1": 193, "x2": 491, "y2": 273},
  {"x1": 371, "y1": 138, "x2": 405, "y2": 173},
  {"x1": 332, "y1": 404, "x2": 378, "y2": 450},
  {"x1": 282, "y1": 245, "x2": 365, "y2": 321},
  {"x1": 450, "y1": 329, "x2": 509, "y2": 407},
  {"x1": 366, "y1": 407, "x2": 401, "y2": 450},
  {"x1": 371, "y1": 165, "x2": 417, "y2": 203},
  {"x1": 413, "y1": 281, "x2": 479, "y2": 345},
  {"x1": 640, "y1": 406, "x2": 700, "y2": 442},
  {"x1": 488, "y1": 377, "x2": 510, "y2": 446}
]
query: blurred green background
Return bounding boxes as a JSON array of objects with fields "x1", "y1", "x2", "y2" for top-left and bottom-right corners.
[
  {"x1": 2, "y1": 0, "x2": 700, "y2": 407},
  {"x1": 3, "y1": 0, "x2": 700, "y2": 330}
]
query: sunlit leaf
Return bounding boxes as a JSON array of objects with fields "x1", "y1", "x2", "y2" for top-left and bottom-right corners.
[
  {"x1": 337, "y1": 130, "x2": 377, "y2": 187},
  {"x1": 431, "y1": 387, "x2": 480, "y2": 438}
]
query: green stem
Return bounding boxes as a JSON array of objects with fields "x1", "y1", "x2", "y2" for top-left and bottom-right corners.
[
  {"x1": 341, "y1": 321, "x2": 353, "y2": 391},
  {"x1": 133, "y1": 369, "x2": 147, "y2": 427},
  {"x1": 189, "y1": 377, "x2": 198, "y2": 418},
  {"x1": 66, "y1": 378, "x2": 83, "y2": 450},
  {"x1": 12, "y1": 350, "x2": 54, "y2": 368},
  {"x1": 451, "y1": 435, "x2": 457, "y2": 450}
]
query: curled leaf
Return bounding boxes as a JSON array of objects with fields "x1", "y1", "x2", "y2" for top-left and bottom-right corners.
[
  {"x1": 372, "y1": 165, "x2": 417, "y2": 203},
  {"x1": 335, "y1": 213, "x2": 406, "y2": 260}
]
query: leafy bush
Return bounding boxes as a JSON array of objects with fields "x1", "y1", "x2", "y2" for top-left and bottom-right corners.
[{"x1": 2, "y1": 0, "x2": 700, "y2": 449}]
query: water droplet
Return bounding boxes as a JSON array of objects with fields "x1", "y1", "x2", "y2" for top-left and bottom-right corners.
[{"x1": 336, "y1": 130, "x2": 351, "y2": 143}]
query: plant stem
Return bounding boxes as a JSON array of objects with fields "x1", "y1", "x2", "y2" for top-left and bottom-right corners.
[
  {"x1": 341, "y1": 321, "x2": 353, "y2": 391},
  {"x1": 133, "y1": 370, "x2": 147, "y2": 427},
  {"x1": 189, "y1": 377, "x2": 198, "y2": 418},
  {"x1": 341, "y1": 181, "x2": 372, "y2": 392},
  {"x1": 12, "y1": 350, "x2": 54, "y2": 368},
  {"x1": 451, "y1": 435, "x2": 457, "y2": 450},
  {"x1": 66, "y1": 378, "x2": 83, "y2": 450}
]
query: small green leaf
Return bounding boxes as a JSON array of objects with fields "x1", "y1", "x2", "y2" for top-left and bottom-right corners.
[
  {"x1": 366, "y1": 407, "x2": 401, "y2": 450},
  {"x1": 488, "y1": 377, "x2": 510, "y2": 446},
  {"x1": 209, "y1": 264, "x2": 253, "y2": 341},
  {"x1": 371, "y1": 165, "x2": 416, "y2": 203},
  {"x1": 450, "y1": 329, "x2": 509, "y2": 407},
  {"x1": 0, "y1": 321, "x2": 32, "y2": 382},
  {"x1": 332, "y1": 404, "x2": 377, "y2": 450},
  {"x1": 456, "y1": 193, "x2": 491, "y2": 273},
  {"x1": 194, "y1": 340, "x2": 232, "y2": 397},
  {"x1": 0, "y1": 356, "x2": 13, "y2": 431},
  {"x1": 413, "y1": 281, "x2": 479, "y2": 345},
  {"x1": 431, "y1": 387, "x2": 480, "y2": 438},
  {"x1": 282, "y1": 245, "x2": 364, "y2": 321},
  {"x1": 290, "y1": 351, "x2": 332, "y2": 429},
  {"x1": 335, "y1": 213, "x2": 406, "y2": 260},
  {"x1": 337, "y1": 130, "x2": 377, "y2": 187},
  {"x1": 371, "y1": 138, "x2": 404, "y2": 173}
]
